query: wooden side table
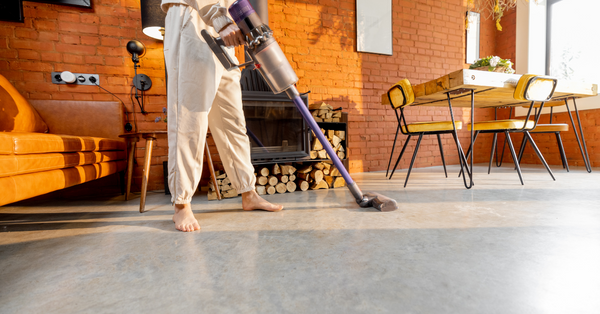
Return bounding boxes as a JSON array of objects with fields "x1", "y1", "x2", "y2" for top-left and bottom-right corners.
[{"x1": 120, "y1": 131, "x2": 221, "y2": 213}]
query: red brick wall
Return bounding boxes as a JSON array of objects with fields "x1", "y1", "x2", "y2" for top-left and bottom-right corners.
[
  {"x1": 1, "y1": 0, "x2": 503, "y2": 197},
  {"x1": 0, "y1": 1, "x2": 168, "y2": 192}
]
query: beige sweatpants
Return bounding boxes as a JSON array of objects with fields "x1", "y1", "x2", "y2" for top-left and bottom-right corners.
[{"x1": 164, "y1": 4, "x2": 256, "y2": 204}]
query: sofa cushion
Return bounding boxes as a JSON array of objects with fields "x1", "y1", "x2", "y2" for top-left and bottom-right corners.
[
  {"x1": 0, "y1": 132, "x2": 126, "y2": 155},
  {"x1": 0, "y1": 151, "x2": 126, "y2": 178},
  {"x1": 0, "y1": 160, "x2": 126, "y2": 206},
  {"x1": 0, "y1": 74, "x2": 49, "y2": 133}
]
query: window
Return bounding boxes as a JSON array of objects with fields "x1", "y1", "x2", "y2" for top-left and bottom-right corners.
[{"x1": 546, "y1": 0, "x2": 600, "y2": 84}]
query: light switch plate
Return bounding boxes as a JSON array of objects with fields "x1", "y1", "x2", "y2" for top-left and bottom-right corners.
[{"x1": 52, "y1": 72, "x2": 100, "y2": 86}]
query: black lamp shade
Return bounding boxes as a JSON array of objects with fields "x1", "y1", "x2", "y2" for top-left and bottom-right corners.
[
  {"x1": 141, "y1": 0, "x2": 166, "y2": 40},
  {"x1": 127, "y1": 40, "x2": 146, "y2": 57}
]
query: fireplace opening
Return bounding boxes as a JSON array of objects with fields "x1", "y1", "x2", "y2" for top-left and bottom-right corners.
[{"x1": 242, "y1": 91, "x2": 310, "y2": 164}]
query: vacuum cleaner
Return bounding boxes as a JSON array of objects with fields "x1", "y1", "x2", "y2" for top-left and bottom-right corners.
[{"x1": 201, "y1": 0, "x2": 398, "y2": 212}]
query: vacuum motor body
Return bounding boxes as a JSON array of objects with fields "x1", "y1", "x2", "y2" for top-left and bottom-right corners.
[{"x1": 229, "y1": 0, "x2": 298, "y2": 94}]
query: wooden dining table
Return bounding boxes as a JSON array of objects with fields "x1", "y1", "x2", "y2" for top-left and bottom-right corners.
[{"x1": 382, "y1": 69, "x2": 598, "y2": 188}]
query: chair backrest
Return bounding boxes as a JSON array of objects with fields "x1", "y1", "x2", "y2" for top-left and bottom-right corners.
[
  {"x1": 513, "y1": 74, "x2": 558, "y2": 102},
  {"x1": 386, "y1": 79, "x2": 415, "y2": 109}
]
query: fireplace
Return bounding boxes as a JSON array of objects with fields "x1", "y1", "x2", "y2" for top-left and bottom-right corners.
[{"x1": 241, "y1": 69, "x2": 311, "y2": 164}]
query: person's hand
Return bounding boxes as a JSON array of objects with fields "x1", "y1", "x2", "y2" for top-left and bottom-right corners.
[{"x1": 219, "y1": 24, "x2": 245, "y2": 47}]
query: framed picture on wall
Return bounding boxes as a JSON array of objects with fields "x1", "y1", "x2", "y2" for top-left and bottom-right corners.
[
  {"x1": 465, "y1": 11, "x2": 480, "y2": 64},
  {"x1": 29, "y1": 0, "x2": 91, "y2": 7},
  {"x1": 356, "y1": 0, "x2": 392, "y2": 55},
  {"x1": 0, "y1": 0, "x2": 91, "y2": 22},
  {"x1": 0, "y1": 0, "x2": 24, "y2": 23}
]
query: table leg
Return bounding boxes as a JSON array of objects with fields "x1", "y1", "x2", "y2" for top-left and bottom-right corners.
[
  {"x1": 126, "y1": 140, "x2": 136, "y2": 201},
  {"x1": 565, "y1": 98, "x2": 592, "y2": 172},
  {"x1": 140, "y1": 137, "x2": 154, "y2": 213}
]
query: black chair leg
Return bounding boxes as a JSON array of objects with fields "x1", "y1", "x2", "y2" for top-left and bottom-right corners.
[
  {"x1": 389, "y1": 135, "x2": 411, "y2": 180},
  {"x1": 460, "y1": 131, "x2": 480, "y2": 178},
  {"x1": 386, "y1": 124, "x2": 401, "y2": 177},
  {"x1": 404, "y1": 133, "x2": 423, "y2": 187},
  {"x1": 488, "y1": 133, "x2": 498, "y2": 174},
  {"x1": 505, "y1": 131, "x2": 524, "y2": 185},
  {"x1": 524, "y1": 131, "x2": 555, "y2": 181},
  {"x1": 555, "y1": 132, "x2": 569, "y2": 172},
  {"x1": 437, "y1": 134, "x2": 447, "y2": 178},
  {"x1": 516, "y1": 133, "x2": 528, "y2": 167}
]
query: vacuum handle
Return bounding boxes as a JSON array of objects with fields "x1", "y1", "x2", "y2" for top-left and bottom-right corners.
[{"x1": 200, "y1": 29, "x2": 254, "y2": 70}]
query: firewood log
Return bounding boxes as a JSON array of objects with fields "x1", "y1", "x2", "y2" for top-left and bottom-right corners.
[
  {"x1": 280, "y1": 165, "x2": 296, "y2": 175},
  {"x1": 327, "y1": 129, "x2": 334, "y2": 139},
  {"x1": 222, "y1": 189, "x2": 238, "y2": 198},
  {"x1": 317, "y1": 150, "x2": 328, "y2": 159},
  {"x1": 257, "y1": 176, "x2": 268, "y2": 186},
  {"x1": 332, "y1": 135, "x2": 342, "y2": 147},
  {"x1": 266, "y1": 185, "x2": 276, "y2": 195},
  {"x1": 298, "y1": 180, "x2": 309, "y2": 191},
  {"x1": 289, "y1": 174, "x2": 296, "y2": 182},
  {"x1": 272, "y1": 163, "x2": 281, "y2": 175},
  {"x1": 221, "y1": 177, "x2": 231, "y2": 186},
  {"x1": 275, "y1": 182, "x2": 287, "y2": 194},
  {"x1": 313, "y1": 162, "x2": 325, "y2": 170},
  {"x1": 334, "y1": 130, "x2": 345, "y2": 140},
  {"x1": 216, "y1": 173, "x2": 227, "y2": 179},
  {"x1": 333, "y1": 177, "x2": 346, "y2": 188},
  {"x1": 256, "y1": 185, "x2": 266, "y2": 195},
  {"x1": 324, "y1": 176, "x2": 334, "y2": 187},
  {"x1": 268, "y1": 176, "x2": 278, "y2": 186},
  {"x1": 277, "y1": 174, "x2": 289, "y2": 183},
  {"x1": 297, "y1": 165, "x2": 312, "y2": 174},
  {"x1": 259, "y1": 167, "x2": 269, "y2": 177},
  {"x1": 207, "y1": 191, "x2": 218, "y2": 201},
  {"x1": 312, "y1": 139, "x2": 323, "y2": 151},
  {"x1": 286, "y1": 181, "x2": 296, "y2": 193},
  {"x1": 310, "y1": 169, "x2": 323, "y2": 183},
  {"x1": 220, "y1": 184, "x2": 233, "y2": 191},
  {"x1": 337, "y1": 151, "x2": 345, "y2": 159},
  {"x1": 297, "y1": 172, "x2": 311, "y2": 181},
  {"x1": 330, "y1": 167, "x2": 342, "y2": 177},
  {"x1": 311, "y1": 180, "x2": 329, "y2": 190}
]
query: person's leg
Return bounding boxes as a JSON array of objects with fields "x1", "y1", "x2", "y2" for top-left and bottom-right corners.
[
  {"x1": 164, "y1": 5, "x2": 218, "y2": 231},
  {"x1": 208, "y1": 61, "x2": 282, "y2": 211}
]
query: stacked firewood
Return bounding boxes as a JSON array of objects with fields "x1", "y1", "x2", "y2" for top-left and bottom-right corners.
[
  {"x1": 295, "y1": 162, "x2": 346, "y2": 190},
  {"x1": 207, "y1": 171, "x2": 238, "y2": 200},
  {"x1": 254, "y1": 162, "x2": 347, "y2": 195},
  {"x1": 207, "y1": 162, "x2": 347, "y2": 200},
  {"x1": 255, "y1": 164, "x2": 298, "y2": 195},
  {"x1": 310, "y1": 128, "x2": 346, "y2": 160},
  {"x1": 310, "y1": 102, "x2": 342, "y2": 122}
]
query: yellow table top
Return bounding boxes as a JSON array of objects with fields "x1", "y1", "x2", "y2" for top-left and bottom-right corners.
[{"x1": 382, "y1": 69, "x2": 598, "y2": 108}]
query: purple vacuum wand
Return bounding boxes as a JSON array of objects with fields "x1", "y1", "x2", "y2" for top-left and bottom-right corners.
[{"x1": 201, "y1": 0, "x2": 398, "y2": 211}]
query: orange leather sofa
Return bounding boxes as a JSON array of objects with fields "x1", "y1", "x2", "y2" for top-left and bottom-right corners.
[{"x1": 0, "y1": 74, "x2": 127, "y2": 206}]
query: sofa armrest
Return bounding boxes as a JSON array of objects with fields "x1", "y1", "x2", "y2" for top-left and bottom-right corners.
[{"x1": 29, "y1": 100, "x2": 126, "y2": 140}]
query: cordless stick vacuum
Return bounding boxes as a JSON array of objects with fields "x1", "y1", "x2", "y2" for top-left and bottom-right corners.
[{"x1": 201, "y1": 0, "x2": 398, "y2": 212}]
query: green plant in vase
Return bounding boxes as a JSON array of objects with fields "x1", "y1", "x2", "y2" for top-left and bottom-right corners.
[{"x1": 470, "y1": 56, "x2": 515, "y2": 74}]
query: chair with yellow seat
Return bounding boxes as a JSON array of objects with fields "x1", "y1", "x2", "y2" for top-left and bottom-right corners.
[
  {"x1": 513, "y1": 101, "x2": 570, "y2": 171},
  {"x1": 384, "y1": 79, "x2": 469, "y2": 187},
  {"x1": 466, "y1": 74, "x2": 558, "y2": 184}
]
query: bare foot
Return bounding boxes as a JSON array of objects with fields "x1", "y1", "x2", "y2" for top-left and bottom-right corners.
[
  {"x1": 242, "y1": 190, "x2": 284, "y2": 211},
  {"x1": 172, "y1": 203, "x2": 200, "y2": 232}
]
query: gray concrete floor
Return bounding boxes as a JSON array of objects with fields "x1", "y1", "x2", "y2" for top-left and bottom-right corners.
[{"x1": 1, "y1": 164, "x2": 599, "y2": 313}]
